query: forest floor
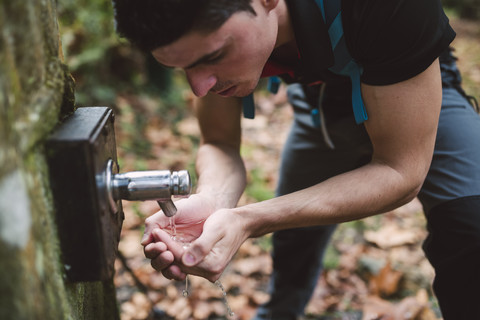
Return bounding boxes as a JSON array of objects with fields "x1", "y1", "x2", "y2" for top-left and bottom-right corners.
[{"x1": 111, "y1": 16, "x2": 480, "y2": 320}]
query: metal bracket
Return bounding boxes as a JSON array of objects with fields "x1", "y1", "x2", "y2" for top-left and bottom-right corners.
[
  {"x1": 46, "y1": 106, "x2": 192, "y2": 281},
  {"x1": 46, "y1": 107, "x2": 124, "y2": 281}
]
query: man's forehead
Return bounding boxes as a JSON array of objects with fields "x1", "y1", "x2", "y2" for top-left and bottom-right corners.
[
  {"x1": 151, "y1": 9, "x2": 254, "y2": 68},
  {"x1": 151, "y1": 29, "x2": 227, "y2": 68}
]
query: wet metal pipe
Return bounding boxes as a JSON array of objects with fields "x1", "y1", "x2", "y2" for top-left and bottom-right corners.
[{"x1": 105, "y1": 159, "x2": 191, "y2": 217}]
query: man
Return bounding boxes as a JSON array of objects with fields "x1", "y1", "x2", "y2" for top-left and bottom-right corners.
[{"x1": 113, "y1": 0, "x2": 480, "y2": 319}]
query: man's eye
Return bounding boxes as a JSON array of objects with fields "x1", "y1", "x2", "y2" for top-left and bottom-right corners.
[{"x1": 205, "y1": 53, "x2": 225, "y2": 65}]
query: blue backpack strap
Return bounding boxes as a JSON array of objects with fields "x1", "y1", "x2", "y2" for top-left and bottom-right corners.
[
  {"x1": 244, "y1": 0, "x2": 368, "y2": 124},
  {"x1": 242, "y1": 94, "x2": 255, "y2": 119},
  {"x1": 267, "y1": 76, "x2": 281, "y2": 94},
  {"x1": 316, "y1": 0, "x2": 368, "y2": 124},
  {"x1": 344, "y1": 61, "x2": 368, "y2": 124},
  {"x1": 242, "y1": 76, "x2": 281, "y2": 119}
]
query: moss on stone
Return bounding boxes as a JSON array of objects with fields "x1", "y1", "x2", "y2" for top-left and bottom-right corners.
[{"x1": 0, "y1": 0, "x2": 119, "y2": 319}]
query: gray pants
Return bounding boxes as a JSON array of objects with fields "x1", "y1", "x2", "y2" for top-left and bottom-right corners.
[{"x1": 254, "y1": 53, "x2": 480, "y2": 319}]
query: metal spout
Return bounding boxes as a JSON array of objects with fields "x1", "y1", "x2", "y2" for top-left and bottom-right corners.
[
  {"x1": 104, "y1": 159, "x2": 191, "y2": 217},
  {"x1": 157, "y1": 199, "x2": 177, "y2": 217}
]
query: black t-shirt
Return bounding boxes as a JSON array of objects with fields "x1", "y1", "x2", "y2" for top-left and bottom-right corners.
[{"x1": 281, "y1": 0, "x2": 455, "y2": 86}]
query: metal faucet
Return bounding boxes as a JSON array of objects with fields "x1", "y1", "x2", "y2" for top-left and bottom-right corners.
[{"x1": 104, "y1": 159, "x2": 191, "y2": 217}]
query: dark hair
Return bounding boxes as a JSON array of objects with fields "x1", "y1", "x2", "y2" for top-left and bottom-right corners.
[{"x1": 113, "y1": 0, "x2": 256, "y2": 52}]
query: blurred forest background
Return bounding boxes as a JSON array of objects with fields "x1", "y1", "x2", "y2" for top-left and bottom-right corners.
[{"x1": 57, "y1": 1, "x2": 480, "y2": 319}]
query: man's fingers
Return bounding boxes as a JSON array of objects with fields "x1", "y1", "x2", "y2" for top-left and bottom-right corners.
[
  {"x1": 144, "y1": 242, "x2": 167, "y2": 259},
  {"x1": 141, "y1": 233, "x2": 152, "y2": 246},
  {"x1": 151, "y1": 228, "x2": 185, "y2": 260},
  {"x1": 162, "y1": 265, "x2": 186, "y2": 281},
  {"x1": 142, "y1": 216, "x2": 157, "y2": 245},
  {"x1": 142, "y1": 212, "x2": 169, "y2": 245},
  {"x1": 148, "y1": 245, "x2": 186, "y2": 281},
  {"x1": 151, "y1": 251, "x2": 174, "y2": 271}
]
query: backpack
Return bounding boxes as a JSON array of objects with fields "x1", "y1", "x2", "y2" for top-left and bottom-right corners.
[{"x1": 242, "y1": 0, "x2": 368, "y2": 126}]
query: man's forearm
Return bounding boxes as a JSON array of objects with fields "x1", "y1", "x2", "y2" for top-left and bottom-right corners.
[
  {"x1": 237, "y1": 159, "x2": 420, "y2": 237},
  {"x1": 195, "y1": 142, "x2": 247, "y2": 210},
  {"x1": 238, "y1": 60, "x2": 441, "y2": 239}
]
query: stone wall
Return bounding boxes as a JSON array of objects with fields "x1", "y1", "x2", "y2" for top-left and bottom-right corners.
[{"x1": 0, "y1": 1, "x2": 118, "y2": 318}]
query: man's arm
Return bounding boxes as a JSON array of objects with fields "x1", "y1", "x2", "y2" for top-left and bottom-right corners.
[
  {"x1": 240, "y1": 59, "x2": 442, "y2": 234},
  {"x1": 164, "y1": 59, "x2": 442, "y2": 281},
  {"x1": 143, "y1": 93, "x2": 247, "y2": 280},
  {"x1": 194, "y1": 93, "x2": 247, "y2": 209}
]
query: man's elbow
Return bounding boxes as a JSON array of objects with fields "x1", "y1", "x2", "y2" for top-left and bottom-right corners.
[
  {"x1": 385, "y1": 160, "x2": 429, "y2": 209},
  {"x1": 399, "y1": 170, "x2": 427, "y2": 206},
  {"x1": 406, "y1": 181, "x2": 422, "y2": 203}
]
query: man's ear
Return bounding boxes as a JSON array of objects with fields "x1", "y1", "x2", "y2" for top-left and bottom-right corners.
[{"x1": 262, "y1": 0, "x2": 280, "y2": 11}]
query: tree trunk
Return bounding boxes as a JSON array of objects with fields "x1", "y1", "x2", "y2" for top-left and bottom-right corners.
[{"x1": 0, "y1": 1, "x2": 119, "y2": 319}]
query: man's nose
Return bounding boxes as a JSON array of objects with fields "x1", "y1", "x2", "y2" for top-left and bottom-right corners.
[{"x1": 185, "y1": 69, "x2": 217, "y2": 97}]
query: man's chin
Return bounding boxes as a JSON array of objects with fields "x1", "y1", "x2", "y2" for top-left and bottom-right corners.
[
  {"x1": 214, "y1": 79, "x2": 259, "y2": 98},
  {"x1": 235, "y1": 83, "x2": 258, "y2": 97}
]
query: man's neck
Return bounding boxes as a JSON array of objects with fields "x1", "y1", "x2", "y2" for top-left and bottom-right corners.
[
  {"x1": 272, "y1": 0, "x2": 297, "y2": 64},
  {"x1": 275, "y1": 0, "x2": 295, "y2": 48}
]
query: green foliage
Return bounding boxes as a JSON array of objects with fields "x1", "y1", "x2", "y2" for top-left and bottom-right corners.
[
  {"x1": 245, "y1": 168, "x2": 275, "y2": 202},
  {"x1": 323, "y1": 245, "x2": 341, "y2": 270},
  {"x1": 253, "y1": 235, "x2": 273, "y2": 252},
  {"x1": 442, "y1": 0, "x2": 480, "y2": 19},
  {"x1": 57, "y1": 0, "x2": 192, "y2": 164},
  {"x1": 157, "y1": 70, "x2": 192, "y2": 126},
  {"x1": 58, "y1": 0, "x2": 121, "y2": 105},
  {"x1": 114, "y1": 100, "x2": 153, "y2": 157},
  {"x1": 57, "y1": 0, "x2": 180, "y2": 107}
]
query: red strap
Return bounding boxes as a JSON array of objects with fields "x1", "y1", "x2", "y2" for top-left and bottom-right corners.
[
  {"x1": 261, "y1": 60, "x2": 295, "y2": 78},
  {"x1": 261, "y1": 60, "x2": 323, "y2": 86}
]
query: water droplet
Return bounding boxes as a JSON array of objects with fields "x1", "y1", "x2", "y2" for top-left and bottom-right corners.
[
  {"x1": 168, "y1": 216, "x2": 177, "y2": 238},
  {"x1": 215, "y1": 280, "x2": 235, "y2": 319},
  {"x1": 183, "y1": 275, "x2": 189, "y2": 297}
]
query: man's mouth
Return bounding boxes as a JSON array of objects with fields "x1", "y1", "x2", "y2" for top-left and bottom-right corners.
[{"x1": 216, "y1": 86, "x2": 237, "y2": 97}]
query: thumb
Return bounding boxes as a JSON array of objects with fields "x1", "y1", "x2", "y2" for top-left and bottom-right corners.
[
  {"x1": 182, "y1": 225, "x2": 222, "y2": 267},
  {"x1": 182, "y1": 241, "x2": 209, "y2": 267}
]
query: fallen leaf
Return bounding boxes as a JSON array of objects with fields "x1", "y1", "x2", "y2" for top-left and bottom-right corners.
[
  {"x1": 231, "y1": 255, "x2": 272, "y2": 276},
  {"x1": 368, "y1": 262, "x2": 403, "y2": 297},
  {"x1": 362, "y1": 295, "x2": 396, "y2": 320},
  {"x1": 118, "y1": 230, "x2": 143, "y2": 259},
  {"x1": 165, "y1": 297, "x2": 191, "y2": 319},
  {"x1": 394, "y1": 296, "x2": 424, "y2": 320},
  {"x1": 250, "y1": 290, "x2": 270, "y2": 306},
  {"x1": 192, "y1": 300, "x2": 213, "y2": 319},
  {"x1": 364, "y1": 224, "x2": 421, "y2": 249}
]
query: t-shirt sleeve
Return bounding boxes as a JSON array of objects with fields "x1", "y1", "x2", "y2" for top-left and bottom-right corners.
[{"x1": 342, "y1": 0, "x2": 456, "y2": 86}]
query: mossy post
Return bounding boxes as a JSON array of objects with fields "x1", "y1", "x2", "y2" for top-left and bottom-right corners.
[{"x1": 0, "y1": 1, "x2": 119, "y2": 319}]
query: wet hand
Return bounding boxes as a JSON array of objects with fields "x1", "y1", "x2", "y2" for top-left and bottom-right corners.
[
  {"x1": 141, "y1": 193, "x2": 215, "y2": 246},
  {"x1": 145, "y1": 229, "x2": 188, "y2": 280},
  {"x1": 141, "y1": 193, "x2": 216, "y2": 278},
  {"x1": 151, "y1": 208, "x2": 249, "y2": 282}
]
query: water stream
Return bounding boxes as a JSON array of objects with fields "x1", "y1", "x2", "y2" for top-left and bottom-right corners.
[
  {"x1": 167, "y1": 215, "x2": 235, "y2": 318},
  {"x1": 215, "y1": 280, "x2": 236, "y2": 318}
]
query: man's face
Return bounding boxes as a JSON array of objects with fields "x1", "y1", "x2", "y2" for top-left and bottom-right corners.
[{"x1": 151, "y1": 4, "x2": 278, "y2": 98}]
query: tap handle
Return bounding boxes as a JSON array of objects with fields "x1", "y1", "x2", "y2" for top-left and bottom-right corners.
[{"x1": 172, "y1": 170, "x2": 191, "y2": 197}]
